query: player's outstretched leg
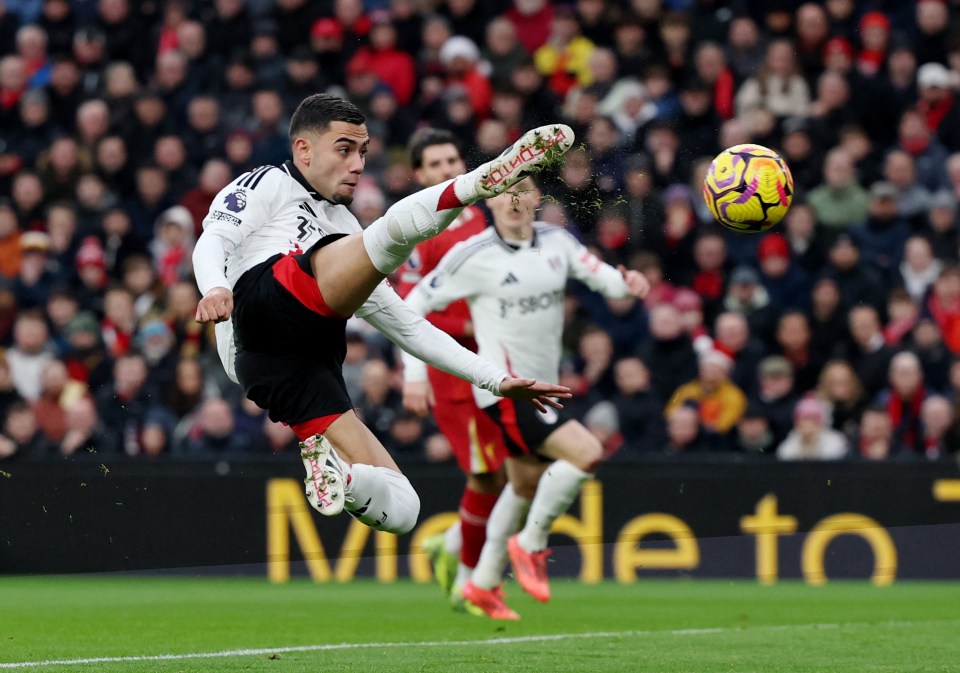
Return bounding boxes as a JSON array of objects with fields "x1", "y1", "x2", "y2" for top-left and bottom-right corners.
[{"x1": 362, "y1": 124, "x2": 574, "y2": 275}]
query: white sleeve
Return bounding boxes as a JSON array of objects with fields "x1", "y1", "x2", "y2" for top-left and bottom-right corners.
[
  {"x1": 192, "y1": 231, "x2": 231, "y2": 295},
  {"x1": 358, "y1": 281, "x2": 506, "y2": 394},
  {"x1": 193, "y1": 167, "x2": 285, "y2": 294},
  {"x1": 560, "y1": 229, "x2": 630, "y2": 298}
]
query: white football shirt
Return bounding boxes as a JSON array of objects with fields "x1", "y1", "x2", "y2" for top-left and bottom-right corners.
[{"x1": 403, "y1": 222, "x2": 631, "y2": 408}]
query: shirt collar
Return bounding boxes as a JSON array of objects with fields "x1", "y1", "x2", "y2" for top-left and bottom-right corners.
[
  {"x1": 493, "y1": 223, "x2": 538, "y2": 252},
  {"x1": 282, "y1": 160, "x2": 330, "y2": 203}
]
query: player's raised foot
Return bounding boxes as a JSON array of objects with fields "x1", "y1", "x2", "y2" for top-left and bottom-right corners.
[
  {"x1": 423, "y1": 533, "x2": 458, "y2": 597},
  {"x1": 508, "y1": 535, "x2": 552, "y2": 603},
  {"x1": 473, "y1": 124, "x2": 575, "y2": 198},
  {"x1": 300, "y1": 434, "x2": 350, "y2": 516},
  {"x1": 461, "y1": 582, "x2": 520, "y2": 621}
]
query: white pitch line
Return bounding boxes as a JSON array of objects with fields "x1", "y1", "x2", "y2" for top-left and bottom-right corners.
[{"x1": 1, "y1": 620, "x2": 956, "y2": 670}]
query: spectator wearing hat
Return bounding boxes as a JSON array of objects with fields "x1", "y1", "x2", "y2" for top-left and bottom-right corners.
[
  {"x1": 12, "y1": 231, "x2": 56, "y2": 311},
  {"x1": 73, "y1": 234, "x2": 107, "y2": 311},
  {"x1": 917, "y1": 61, "x2": 960, "y2": 152},
  {"x1": 440, "y1": 35, "x2": 492, "y2": 121},
  {"x1": 666, "y1": 348, "x2": 747, "y2": 437},
  {"x1": 856, "y1": 11, "x2": 891, "y2": 78},
  {"x1": 920, "y1": 190, "x2": 958, "y2": 259},
  {"x1": 749, "y1": 355, "x2": 799, "y2": 447},
  {"x1": 756, "y1": 233, "x2": 811, "y2": 312},
  {"x1": 850, "y1": 181, "x2": 910, "y2": 277},
  {"x1": 776, "y1": 396, "x2": 849, "y2": 460},
  {"x1": 723, "y1": 265, "x2": 780, "y2": 345},
  {"x1": 808, "y1": 148, "x2": 870, "y2": 230}
]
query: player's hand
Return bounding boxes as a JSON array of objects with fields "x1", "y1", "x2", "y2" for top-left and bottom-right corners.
[
  {"x1": 403, "y1": 380, "x2": 435, "y2": 417},
  {"x1": 618, "y1": 265, "x2": 651, "y2": 299},
  {"x1": 499, "y1": 378, "x2": 572, "y2": 413},
  {"x1": 195, "y1": 286, "x2": 234, "y2": 324}
]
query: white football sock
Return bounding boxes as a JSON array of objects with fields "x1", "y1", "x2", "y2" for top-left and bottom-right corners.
[
  {"x1": 471, "y1": 484, "x2": 530, "y2": 590},
  {"x1": 362, "y1": 177, "x2": 472, "y2": 273},
  {"x1": 345, "y1": 464, "x2": 420, "y2": 535},
  {"x1": 454, "y1": 562, "x2": 473, "y2": 592},
  {"x1": 516, "y1": 460, "x2": 591, "y2": 553},
  {"x1": 444, "y1": 521, "x2": 462, "y2": 557}
]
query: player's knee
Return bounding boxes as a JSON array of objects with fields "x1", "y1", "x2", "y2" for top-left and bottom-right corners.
[{"x1": 384, "y1": 473, "x2": 420, "y2": 535}]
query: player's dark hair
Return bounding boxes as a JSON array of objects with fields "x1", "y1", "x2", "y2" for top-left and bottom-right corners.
[
  {"x1": 288, "y1": 93, "x2": 366, "y2": 143},
  {"x1": 408, "y1": 128, "x2": 461, "y2": 169}
]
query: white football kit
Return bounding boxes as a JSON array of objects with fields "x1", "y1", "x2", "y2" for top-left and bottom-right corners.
[
  {"x1": 402, "y1": 222, "x2": 631, "y2": 408},
  {"x1": 192, "y1": 161, "x2": 508, "y2": 394}
]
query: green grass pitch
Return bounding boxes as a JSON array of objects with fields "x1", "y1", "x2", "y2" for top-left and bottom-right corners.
[{"x1": 1, "y1": 577, "x2": 959, "y2": 672}]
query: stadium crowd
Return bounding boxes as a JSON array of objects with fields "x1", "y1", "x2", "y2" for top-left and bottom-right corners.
[{"x1": 1, "y1": 0, "x2": 960, "y2": 462}]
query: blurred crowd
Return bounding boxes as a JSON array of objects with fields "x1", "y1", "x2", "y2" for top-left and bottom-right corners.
[{"x1": 1, "y1": 0, "x2": 960, "y2": 462}]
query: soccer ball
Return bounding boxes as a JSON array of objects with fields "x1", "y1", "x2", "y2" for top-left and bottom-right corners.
[{"x1": 702, "y1": 144, "x2": 794, "y2": 233}]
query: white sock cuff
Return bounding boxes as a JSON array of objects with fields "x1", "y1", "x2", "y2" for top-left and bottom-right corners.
[{"x1": 550, "y1": 459, "x2": 591, "y2": 483}]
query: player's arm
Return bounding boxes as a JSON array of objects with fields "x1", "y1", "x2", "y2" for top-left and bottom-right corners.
[
  {"x1": 562, "y1": 230, "x2": 650, "y2": 299},
  {"x1": 193, "y1": 168, "x2": 284, "y2": 323},
  {"x1": 360, "y1": 281, "x2": 570, "y2": 412}
]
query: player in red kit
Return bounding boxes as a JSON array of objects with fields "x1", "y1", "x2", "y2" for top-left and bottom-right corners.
[{"x1": 397, "y1": 129, "x2": 509, "y2": 610}]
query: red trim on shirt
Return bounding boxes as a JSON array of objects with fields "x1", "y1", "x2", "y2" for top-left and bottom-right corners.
[{"x1": 272, "y1": 254, "x2": 346, "y2": 318}]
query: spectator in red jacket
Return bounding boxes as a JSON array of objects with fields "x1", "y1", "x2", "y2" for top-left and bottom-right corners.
[{"x1": 345, "y1": 11, "x2": 417, "y2": 106}]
